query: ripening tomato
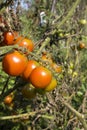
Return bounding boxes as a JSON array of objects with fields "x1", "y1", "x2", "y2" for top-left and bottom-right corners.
[
  {"x1": 77, "y1": 43, "x2": 85, "y2": 51},
  {"x1": 14, "y1": 38, "x2": 34, "y2": 52},
  {"x1": 29, "y1": 66, "x2": 52, "y2": 88},
  {"x1": 51, "y1": 63, "x2": 62, "y2": 73},
  {"x1": 2, "y1": 51, "x2": 28, "y2": 76},
  {"x1": 22, "y1": 60, "x2": 39, "y2": 81},
  {"x1": 79, "y1": 43, "x2": 85, "y2": 49},
  {"x1": 44, "y1": 77, "x2": 57, "y2": 92},
  {"x1": 21, "y1": 84, "x2": 36, "y2": 99},
  {"x1": 3, "y1": 31, "x2": 15, "y2": 45},
  {"x1": 79, "y1": 19, "x2": 87, "y2": 25},
  {"x1": 19, "y1": 38, "x2": 34, "y2": 52},
  {"x1": 4, "y1": 95, "x2": 13, "y2": 105}
]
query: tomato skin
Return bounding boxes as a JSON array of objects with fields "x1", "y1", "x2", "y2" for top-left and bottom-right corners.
[
  {"x1": 2, "y1": 51, "x2": 28, "y2": 76},
  {"x1": 29, "y1": 66, "x2": 52, "y2": 89},
  {"x1": 14, "y1": 37, "x2": 34, "y2": 53},
  {"x1": 4, "y1": 95, "x2": 13, "y2": 105},
  {"x1": 77, "y1": 43, "x2": 85, "y2": 51},
  {"x1": 3, "y1": 31, "x2": 14, "y2": 45},
  {"x1": 44, "y1": 77, "x2": 57, "y2": 92},
  {"x1": 22, "y1": 60, "x2": 39, "y2": 81},
  {"x1": 21, "y1": 84, "x2": 36, "y2": 99},
  {"x1": 79, "y1": 43, "x2": 85, "y2": 49},
  {"x1": 18, "y1": 38, "x2": 34, "y2": 52}
]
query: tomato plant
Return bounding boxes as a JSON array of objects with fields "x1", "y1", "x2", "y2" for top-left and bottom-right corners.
[
  {"x1": 2, "y1": 51, "x2": 28, "y2": 76},
  {"x1": 3, "y1": 31, "x2": 15, "y2": 45},
  {"x1": 22, "y1": 60, "x2": 39, "y2": 81},
  {"x1": 44, "y1": 77, "x2": 57, "y2": 92},
  {"x1": 29, "y1": 66, "x2": 52, "y2": 88},
  {"x1": 21, "y1": 83, "x2": 36, "y2": 99}
]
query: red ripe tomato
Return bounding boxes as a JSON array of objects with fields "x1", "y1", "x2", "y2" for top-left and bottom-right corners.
[
  {"x1": 22, "y1": 60, "x2": 39, "y2": 81},
  {"x1": 2, "y1": 51, "x2": 28, "y2": 76},
  {"x1": 21, "y1": 84, "x2": 36, "y2": 99},
  {"x1": 29, "y1": 66, "x2": 52, "y2": 88},
  {"x1": 3, "y1": 31, "x2": 15, "y2": 45}
]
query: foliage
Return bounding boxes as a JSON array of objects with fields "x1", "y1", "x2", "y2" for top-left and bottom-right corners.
[{"x1": 0, "y1": 0, "x2": 87, "y2": 130}]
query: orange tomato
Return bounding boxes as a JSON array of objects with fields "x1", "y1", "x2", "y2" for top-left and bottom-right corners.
[
  {"x1": 79, "y1": 43, "x2": 85, "y2": 49},
  {"x1": 21, "y1": 84, "x2": 36, "y2": 99},
  {"x1": 51, "y1": 63, "x2": 62, "y2": 73},
  {"x1": 19, "y1": 38, "x2": 34, "y2": 52},
  {"x1": 14, "y1": 37, "x2": 34, "y2": 52},
  {"x1": 22, "y1": 60, "x2": 39, "y2": 81},
  {"x1": 4, "y1": 95, "x2": 13, "y2": 105},
  {"x1": 2, "y1": 51, "x2": 28, "y2": 76},
  {"x1": 44, "y1": 77, "x2": 57, "y2": 92},
  {"x1": 29, "y1": 66, "x2": 52, "y2": 88},
  {"x1": 3, "y1": 31, "x2": 15, "y2": 45}
]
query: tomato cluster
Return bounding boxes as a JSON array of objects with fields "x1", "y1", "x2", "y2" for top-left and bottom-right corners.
[
  {"x1": 20, "y1": 58, "x2": 58, "y2": 98},
  {"x1": 1, "y1": 31, "x2": 58, "y2": 99},
  {"x1": 1, "y1": 31, "x2": 34, "y2": 52},
  {"x1": 1, "y1": 31, "x2": 34, "y2": 76}
]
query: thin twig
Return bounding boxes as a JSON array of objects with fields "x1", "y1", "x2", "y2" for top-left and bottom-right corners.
[
  {"x1": 36, "y1": 37, "x2": 50, "y2": 55},
  {"x1": 60, "y1": 98, "x2": 87, "y2": 130},
  {"x1": 0, "y1": 109, "x2": 48, "y2": 120}
]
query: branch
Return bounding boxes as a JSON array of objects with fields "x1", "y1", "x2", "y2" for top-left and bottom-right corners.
[
  {"x1": 56, "y1": 0, "x2": 81, "y2": 29},
  {"x1": 48, "y1": 0, "x2": 81, "y2": 35},
  {"x1": 36, "y1": 37, "x2": 50, "y2": 55},
  {"x1": 51, "y1": 0, "x2": 57, "y2": 13},
  {"x1": 0, "y1": 109, "x2": 48, "y2": 120},
  {"x1": 61, "y1": 98, "x2": 87, "y2": 130}
]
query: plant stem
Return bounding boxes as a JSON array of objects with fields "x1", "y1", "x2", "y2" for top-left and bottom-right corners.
[
  {"x1": 57, "y1": 0, "x2": 81, "y2": 28},
  {"x1": 61, "y1": 99, "x2": 87, "y2": 130},
  {"x1": 50, "y1": 0, "x2": 81, "y2": 35},
  {"x1": 0, "y1": 109, "x2": 48, "y2": 120},
  {"x1": 36, "y1": 37, "x2": 50, "y2": 55}
]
